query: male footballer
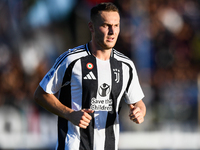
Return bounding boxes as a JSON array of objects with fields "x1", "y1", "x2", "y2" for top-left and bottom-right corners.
[{"x1": 34, "y1": 2, "x2": 146, "y2": 150}]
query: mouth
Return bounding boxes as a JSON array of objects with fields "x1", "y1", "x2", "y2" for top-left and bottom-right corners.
[{"x1": 107, "y1": 37, "x2": 115, "y2": 42}]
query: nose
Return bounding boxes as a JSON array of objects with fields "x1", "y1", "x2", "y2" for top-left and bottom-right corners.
[{"x1": 108, "y1": 26, "x2": 114, "y2": 35}]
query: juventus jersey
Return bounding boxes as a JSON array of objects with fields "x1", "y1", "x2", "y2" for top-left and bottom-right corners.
[{"x1": 39, "y1": 43, "x2": 144, "y2": 150}]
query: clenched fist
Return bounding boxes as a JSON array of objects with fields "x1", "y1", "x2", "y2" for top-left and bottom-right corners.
[
  {"x1": 129, "y1": 104, "x2": 144, "y2": 124},
  {"x1": 69, "y1": 109, "x2": 94, "y2": 129}
]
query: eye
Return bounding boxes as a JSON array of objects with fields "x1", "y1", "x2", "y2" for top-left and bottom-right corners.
[{"x1": 102, "y1": 24, "x2": 108, "y2": 28}]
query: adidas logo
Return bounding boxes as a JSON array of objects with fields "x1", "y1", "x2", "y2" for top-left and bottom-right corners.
[{"x1": 84, "y1": 71, "x2": 96, "y2": 80}]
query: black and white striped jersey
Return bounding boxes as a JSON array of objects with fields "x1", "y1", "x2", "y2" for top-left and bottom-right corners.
[{"x1": 39, "y1": 43, "x2": 144, "y2": 150}]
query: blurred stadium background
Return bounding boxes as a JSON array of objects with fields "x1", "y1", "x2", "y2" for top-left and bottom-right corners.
[{"x1": 0, "y1": 0, "x2": 200, "y2": 149}]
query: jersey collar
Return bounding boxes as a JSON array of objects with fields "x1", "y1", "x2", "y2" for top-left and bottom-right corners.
[{"x1": 85, "y1": 42, "x2": 114, "y2": 58}]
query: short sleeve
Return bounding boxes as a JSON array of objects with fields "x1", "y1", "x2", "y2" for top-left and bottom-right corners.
[
  {"x1": 123, "y1": 63, "x2": 144, "y2": 104},
  {"x1": 39, "y1": 59, "x2": 67, "y2": 94}
]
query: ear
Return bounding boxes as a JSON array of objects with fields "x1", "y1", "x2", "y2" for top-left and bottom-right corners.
[{"x1": 88, "y1": 22, "x2": 94, "y2": 33}]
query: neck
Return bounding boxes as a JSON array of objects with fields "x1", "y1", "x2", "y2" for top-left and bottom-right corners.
[{"x1": 89, "y1": 41, "x2": 112, "y2": 61}]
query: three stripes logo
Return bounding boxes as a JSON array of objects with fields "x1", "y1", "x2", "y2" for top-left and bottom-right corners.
[{"x1": 84, "y1": 71, "x2": 96, "y2": 80}]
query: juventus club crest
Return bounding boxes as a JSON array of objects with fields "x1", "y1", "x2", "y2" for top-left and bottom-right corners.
[
  {"x1": 113, "y1": 69, "x2": 120, "y2": 83},
  {"x1": 98, "y1": 83, "x2": 110, "y2": 97}
]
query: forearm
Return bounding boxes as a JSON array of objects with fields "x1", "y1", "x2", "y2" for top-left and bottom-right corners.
[
  {"x1": 34, "y1": 85, "x2": 73, "y2": 120},
  {"x1": 34, "y1": 85, "x2": 93, "y2": 129}
]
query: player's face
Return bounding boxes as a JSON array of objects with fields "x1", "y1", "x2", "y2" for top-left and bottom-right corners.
[{"x1": 92, "y1": 11, "x2": 120, "y2": 50}]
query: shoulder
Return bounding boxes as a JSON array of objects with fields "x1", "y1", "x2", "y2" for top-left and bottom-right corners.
[
  {"x1": 59, "y1": 44, "x2": 87, "y2": 61},
  {"x1": 112, "y1": 48, "x2": 134, "y2": 66},
  {"x1": 53, "y1": 44, "x2": 89, "y2": 69}
]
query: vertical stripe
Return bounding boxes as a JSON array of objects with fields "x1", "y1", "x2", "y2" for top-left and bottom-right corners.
[
  {"x1": 104, "y1": 58, "x2": 123, "y2": 150},
  {"x1": 123, "y1": 62, "x2": 133, "y2": 92},
  {"x1": 71, "y1": 60, "x2": 83, "y2": 111},
  {"x1": 57, "y1": 60, "x2": 77, "y2": 150},
  {"x1": 65, "y1": 60, "x2": 83, "y2": 149},
  {"x1": 94, "y1": 58, "x2": 112, "y2": 150},
  {"x1": 79, "y1": 55, "x2": 97, "y2": 150}
]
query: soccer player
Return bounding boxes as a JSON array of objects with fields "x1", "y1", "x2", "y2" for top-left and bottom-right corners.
[{"x1": 34, "y1": 2, "x2": 146, "y2": 150}]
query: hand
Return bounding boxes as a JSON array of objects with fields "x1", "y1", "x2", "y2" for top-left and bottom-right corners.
[
  {"x1": 69, "y1": 109, "x2": 94, "y2": 129},
  {"x1": 129, "y1": 104, "x2": 144, "y2": 124}
]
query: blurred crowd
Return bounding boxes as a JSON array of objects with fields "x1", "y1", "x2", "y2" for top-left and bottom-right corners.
[
  {"x1": 0, "y1": 0, "x2": 200, "y2": 146},
  {"x1": 147, "y1": 0, "x2": 200, "y2": 131}
]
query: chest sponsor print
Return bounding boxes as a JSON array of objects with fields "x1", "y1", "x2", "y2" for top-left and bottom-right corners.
[{"x1": 90, "y1": 83, "x2": 113, "y2": 111}]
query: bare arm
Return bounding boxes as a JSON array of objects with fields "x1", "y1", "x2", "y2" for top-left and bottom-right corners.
[
  {"x1": 129, "y1": 100, "x2": 146, "y2": 124},
  {"x1": 34, "y1": 85, "x2": 94, "y2": 128}
]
